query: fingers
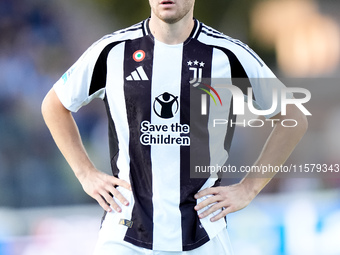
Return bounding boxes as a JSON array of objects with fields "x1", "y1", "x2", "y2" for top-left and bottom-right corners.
[
  {"x1": 95, "y1": 192, "x2": 126, "y2": 214},
  {"x1": 194, "y1": 187, "x2": 223, "y2": 213},
  {"x1": 194, "y1": 187, "x2": 234, "y2": 222},
  {"x1": 209, "y1": 206, "x2": 233, "y2": 222},
  {"x1": 114, "y1": 177, "x2": 132, "y2": 191},
  {"x1": 94, "y1": 194, "x2": 113, "y2": 213},
  {"x1": 196, "y1": 201, "x2": 234, "y2": 222},
  {"x1": 105, "y1": 181, "x2": 130, "y2": 208},
  {"x1": 194, "y1": 187, "x2": 219, "y2": 200},
  {"x1": 101, "y1": 189, "x2": 122, "y2": 213},
  {"x1": 80, "y1": 170, "x2": 132, "y2": 213},
  {"x1": 97, "y1": 178, "x2": 130, "y2": 213},
  {"x1": 194, "y1": 194, "x2": 220, "y2": 211},
  {"x1": 194, "y1": 185, "x2": 251, "y2": 222},
  {"x1": 194, "y1": 195, "x2": 227, "y2": 222},
  {"x1": 94, "y1": 189, "x2": 127, "y2": 213}
]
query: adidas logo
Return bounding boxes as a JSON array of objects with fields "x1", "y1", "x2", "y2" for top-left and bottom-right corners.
[{"x1": 126, "y1": 66, "x2": 149, "y2": 81}]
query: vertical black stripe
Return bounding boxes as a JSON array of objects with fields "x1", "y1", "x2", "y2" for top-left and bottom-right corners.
[
  {"x1": 214, "y1": 46, "x2": 253, "y2": 155},
  {"x1": 90, "y1": 42, "x2": 123, "y2": 176},
  {"x1": 123, "y1": 37, "x2": 154, "y2": 249},
  {"x1": 103, "y1": 96, "x2": 120, "y2": 177},
  {"x1": 90, "y1": 42, "x2": 122, "y2": 96},
  {"x1": 224, "y1": 98, "x2": 237, "y2": 154},
  {"x1": 215, "y1": 46, "x2": 255, "y2": 99},
  {"x1": 180, "y1": 39, "x2": 213, "y2": 251}
]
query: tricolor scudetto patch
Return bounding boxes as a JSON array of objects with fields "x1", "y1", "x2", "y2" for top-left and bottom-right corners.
[{"x1": 133, "y1": 50, "x2": 146, "y2": 62}]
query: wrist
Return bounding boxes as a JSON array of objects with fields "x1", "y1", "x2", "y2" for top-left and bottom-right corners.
[
  {"x1": 239, "y1": 177, "x2": 265, "y2": 201},
  {"x1": 73, "y1": 163, "x2": 97, "y2": 182}
]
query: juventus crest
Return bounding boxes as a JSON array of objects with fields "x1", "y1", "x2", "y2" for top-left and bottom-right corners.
[{"x1": 188, "y1": 60, "x2": 205, "y2": 87}]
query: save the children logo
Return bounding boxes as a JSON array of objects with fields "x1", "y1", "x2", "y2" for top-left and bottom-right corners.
[
  {"x1": 140, "y1": 92, "x2": 189, "y2": 146},
  {"x1": 139, "y1": 121, "x2": 190, "y2": 146},
  {"x1": 153, "y1": 92, "x2": 179, "y2": 119}
]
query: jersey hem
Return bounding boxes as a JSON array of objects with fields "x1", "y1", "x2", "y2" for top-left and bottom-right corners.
[
  {"x1": 183, "y1": 235, "x2": 210, "y2": 251},
  {"x1": 124, "y1": 236, "x2": 152, "y2": 250},
  {"x1": 124, "y1": 234, "x2": 211, "y2": 252}
]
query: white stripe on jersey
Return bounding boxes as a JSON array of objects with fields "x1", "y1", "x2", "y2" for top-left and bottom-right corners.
[
  {"x1": 106, "y1": 42, "x2": 131, "y2": 184},
  {"x1": 208, "y1": 48, "x2": 233, "y2": 172},
  {"x1": 198, "y1": 48, "x2": 234, "y2": 239},
  {"x1": 151, "y1": 39, "x2": 183, "y2": 251}
]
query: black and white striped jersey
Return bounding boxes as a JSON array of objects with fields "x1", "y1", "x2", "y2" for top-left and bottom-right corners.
[{"x1": 54, "y1": 18, "x2": 288, "y2": 251}]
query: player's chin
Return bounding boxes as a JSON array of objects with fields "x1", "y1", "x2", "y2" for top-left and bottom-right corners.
[
  {"x1": 157, "y1": 11, "x2": 183, "y2": 24},
  {"x1": 160, "y1": 16, "x2": 179, "y2": 24}
]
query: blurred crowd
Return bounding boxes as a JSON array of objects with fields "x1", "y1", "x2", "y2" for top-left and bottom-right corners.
[{"x1": 0, "y1": 0, "x2": 102, "y2": 208}]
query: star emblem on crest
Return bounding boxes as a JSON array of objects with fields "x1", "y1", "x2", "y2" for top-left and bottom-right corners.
[{"x1": 187, "y1": 60, "x2": 205, "y2": 67}]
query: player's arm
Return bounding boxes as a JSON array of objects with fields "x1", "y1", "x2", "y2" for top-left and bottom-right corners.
[
  {"x1": 194, "y1": 104, "x2": 308, "y2": 221},
  {"x1": 41, "y1": 88, "x2": 131, "y2": 212}
]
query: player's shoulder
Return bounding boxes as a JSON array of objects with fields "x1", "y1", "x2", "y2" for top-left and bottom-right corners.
[
  {"x1": 87, "y1": 21, "x2": 146, "y2": 52},
  {"x1": 110, "y1": 20, "x2": 146, "y2": 40},
  {"x1": 197, "y1": 22, "x2": 237, "y2": 46},
  {"x1": 197, "y1": 21, "x2": 264, "y2": 66}
]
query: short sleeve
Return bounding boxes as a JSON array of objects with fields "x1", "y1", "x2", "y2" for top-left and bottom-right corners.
[
  {"x1": 230, "y1": 44, "x2": 294, "y2": 119},
  {"x1": 248, "y1": 64, "x2": 294, "y2": 119},
  {"x1": 217, "y1": 38, "x2": 294, "y2": 119},
  {"x1": 53, "y1": 39, "x2": 107, "y2": 112}
]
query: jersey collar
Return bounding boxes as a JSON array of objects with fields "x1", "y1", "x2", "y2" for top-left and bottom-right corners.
[{"x1": 143, "y1": 18, "x2": 201, "y2": 44}]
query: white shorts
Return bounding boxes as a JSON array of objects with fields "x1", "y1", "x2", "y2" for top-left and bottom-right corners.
[{"x1": 93, "y1": 220, "x2": 234, "y2": 255}]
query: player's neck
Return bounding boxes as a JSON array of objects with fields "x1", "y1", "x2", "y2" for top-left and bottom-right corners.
[{"x1": 148, "y1": 15, "x2": 195, "y2": 45}]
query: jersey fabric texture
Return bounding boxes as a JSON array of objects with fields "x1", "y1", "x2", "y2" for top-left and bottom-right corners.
[{"x1": 54, "y1": 18, "x2": 288, "y2": 252}]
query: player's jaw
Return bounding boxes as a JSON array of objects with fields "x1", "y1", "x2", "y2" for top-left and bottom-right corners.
[{"x1": 149, "y1": 0, "x2": 195, "y2": 24}]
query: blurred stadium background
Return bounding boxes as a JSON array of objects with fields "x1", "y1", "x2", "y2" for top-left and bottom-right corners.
[{"x1": 0, "y1": 0, "x2": 340, "y2": 254}]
